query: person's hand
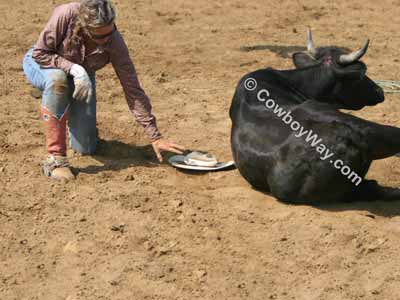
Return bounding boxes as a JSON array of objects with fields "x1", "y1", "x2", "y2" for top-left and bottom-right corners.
[
  {"x1": 70, "y1": 64, "x2": 93, "y2": 104},
  {"x1": 152, "y1": 138, "x2": 185, "y2": 162}
]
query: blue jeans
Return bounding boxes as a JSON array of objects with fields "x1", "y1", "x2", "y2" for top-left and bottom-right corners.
[{"x1": 22, "y1": 48, "x2": 98, "y2": 155}]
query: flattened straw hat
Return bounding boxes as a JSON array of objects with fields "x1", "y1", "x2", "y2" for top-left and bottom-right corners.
[{"x1": 168, "y1": 151, "x2": 235, "y2": 171}]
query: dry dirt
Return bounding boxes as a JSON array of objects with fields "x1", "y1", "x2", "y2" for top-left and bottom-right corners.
[{"x1": 2, "y1": 0, "x2": 400, "y2": 299}]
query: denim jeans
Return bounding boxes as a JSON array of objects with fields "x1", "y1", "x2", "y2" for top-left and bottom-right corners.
[{"x1": 22, "y1": 48, "x2": 98, "y2": 155}]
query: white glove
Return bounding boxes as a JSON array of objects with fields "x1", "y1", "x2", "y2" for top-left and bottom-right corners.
[{"x1": 70, "y1": 64, "x2": 93, "y2": 104}]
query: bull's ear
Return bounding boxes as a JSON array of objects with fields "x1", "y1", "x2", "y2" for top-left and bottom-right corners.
[{"x1": 292, "y1": 52, "x2": 315, "y2": 68}]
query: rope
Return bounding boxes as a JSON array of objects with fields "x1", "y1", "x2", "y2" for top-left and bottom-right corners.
[{"x1": 374, "y1": 80, "x2": 400, "y2": 93}]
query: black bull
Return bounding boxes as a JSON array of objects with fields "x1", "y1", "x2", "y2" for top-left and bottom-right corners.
[{"x1": 230, "y1": 33, "x2": 400, "y2": 204}]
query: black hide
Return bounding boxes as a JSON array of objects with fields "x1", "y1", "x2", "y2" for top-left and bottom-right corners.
[{"x1": 230, "y1": 67, "x2": 400, "y2": 204}]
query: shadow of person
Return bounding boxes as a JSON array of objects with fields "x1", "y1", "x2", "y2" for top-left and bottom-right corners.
[{"x1": 75, "y1": 138, "x2": 159, "y2": 174}]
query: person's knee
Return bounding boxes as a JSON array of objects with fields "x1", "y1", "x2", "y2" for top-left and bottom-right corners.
[{"x1": 45, "y1": 70, "x2": 70, "y2": 95}]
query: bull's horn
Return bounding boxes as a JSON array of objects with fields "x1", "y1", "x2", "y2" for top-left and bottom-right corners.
[
  {"x1": 338, "y1": 39, "x2": 370, "y2": 65},
  {"x1": 307, "y1": 28, "x2": 317, "y2": 57}
]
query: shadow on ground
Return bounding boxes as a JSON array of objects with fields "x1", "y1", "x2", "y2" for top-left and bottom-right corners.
[
  {"x1": 259, "y1": 184, "x2": 400, "y2": 217},
  {"x1": 239, "y1": 44, "x2": 306, "y2": 58},
  {"x1": 239, "y1": 44, "x2": 352, "y2": 59},
  {"x1": 75, "y1": 138, "x2": 159, "y2": 174}
]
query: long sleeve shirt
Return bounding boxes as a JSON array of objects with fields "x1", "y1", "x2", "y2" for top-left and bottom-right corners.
[{"x1": 32, "y1": 2, "x2": 162, "y2": 141}]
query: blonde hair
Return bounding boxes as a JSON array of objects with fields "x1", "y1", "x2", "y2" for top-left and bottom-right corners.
[{"x1": 71, "y1": 0, "x2": 116, "y2": 46}]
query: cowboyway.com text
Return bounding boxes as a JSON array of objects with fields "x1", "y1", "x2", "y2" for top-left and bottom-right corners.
[{"x1": 243, "y1": 77, "x2": 362, "y2": 186}]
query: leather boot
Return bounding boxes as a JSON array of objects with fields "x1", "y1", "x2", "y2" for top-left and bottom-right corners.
[
  {"x1": 41, "y1": 107, "x2": 75, "y2": 181},
  {"x1": 42, "y1": 155, "x2": 75, "y2": 181}
]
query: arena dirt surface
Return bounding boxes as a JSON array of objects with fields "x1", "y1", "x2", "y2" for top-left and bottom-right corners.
[{"x1": 2, "y1": 0, "x2": 400, "y2": 299}]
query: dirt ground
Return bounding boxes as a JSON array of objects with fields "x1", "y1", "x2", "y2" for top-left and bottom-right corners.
[{"x1": 2, "y1": 0, "x2": 400, "y2": 299}]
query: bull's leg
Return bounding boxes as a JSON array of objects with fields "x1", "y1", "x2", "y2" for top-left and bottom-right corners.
[
  {"x1": 361, "y1": 122, "x2": 400, "y2": 160},
  {"x1": 352, "y1": 179, "x2": 400, "y2": 201},
  {"x1": 302, "y1": 101, "x2": 400, "y2": 160}
]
